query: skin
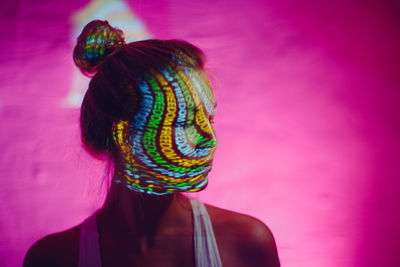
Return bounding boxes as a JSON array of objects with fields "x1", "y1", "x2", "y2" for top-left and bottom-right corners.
[
  {"x1": 113, "y1": 67, "x2": 218, "y2": 195},
  {"x1": 24, "y1": 192, "x2": 280, "y2": 267},
  {"x1": 24, "y1": 67, "x2": 280, "y2": 266}
]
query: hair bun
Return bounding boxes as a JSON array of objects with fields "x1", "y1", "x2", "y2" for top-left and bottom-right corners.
[{"x1": 73, "y1": 20, "x2": 125, "y2": 76}]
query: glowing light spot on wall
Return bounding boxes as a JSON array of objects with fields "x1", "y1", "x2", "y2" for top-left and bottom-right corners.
[{"x1": 65, "y1": 0, "x2": 152, "y2": 107}]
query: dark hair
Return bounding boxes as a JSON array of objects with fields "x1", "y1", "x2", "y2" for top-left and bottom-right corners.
[{"x1": 73, "y1": 20, "x2": 207, "y2": 159}]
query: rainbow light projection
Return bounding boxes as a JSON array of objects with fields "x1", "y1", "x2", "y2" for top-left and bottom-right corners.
[
  {"x1": 75, "y1": 23, "x2": 125, "y2": 72},
  {"x1": 67, "y1": 0, "x2": 151, "y2": 107},
  {"x1": 112, "y1": 64, "x2": 218, "y2": 195}
]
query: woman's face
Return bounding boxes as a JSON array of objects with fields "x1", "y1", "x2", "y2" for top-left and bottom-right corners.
[{"x1": 113, "y1": 66, "x2": 217, "y2": 195}]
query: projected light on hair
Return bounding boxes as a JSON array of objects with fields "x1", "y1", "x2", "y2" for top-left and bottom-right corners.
[
  {"x1": 67, "y1": 0, "x2": 151, "y2": 106},
  {"x1": 112, "y1": 65, "x2": 217, "y2": 195},
  {"x1": 74, "y1": 24, "x2": 125, "y2": 76}
]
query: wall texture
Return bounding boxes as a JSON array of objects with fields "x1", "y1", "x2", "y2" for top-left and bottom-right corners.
[{"x1": 0, "y1": 0, "x2": 399, "y2": 266}]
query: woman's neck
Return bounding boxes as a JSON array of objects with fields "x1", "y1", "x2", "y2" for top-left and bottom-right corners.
[{"x1": 97, "y1": 175, "x2": 192, "y2": 240}]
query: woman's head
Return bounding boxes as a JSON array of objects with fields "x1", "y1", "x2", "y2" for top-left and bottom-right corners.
[{"x1": 74, "y1": 20, "x2": 217, "y2": 195}]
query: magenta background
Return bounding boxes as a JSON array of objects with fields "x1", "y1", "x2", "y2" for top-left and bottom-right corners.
[{"x1": 1, "y1": 0, "x2": 400, "y2": 266}]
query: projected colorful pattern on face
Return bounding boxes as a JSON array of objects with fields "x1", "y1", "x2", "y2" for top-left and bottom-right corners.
[{"x1": 112, "y1": 65, "x2": 217, "y2": 195}]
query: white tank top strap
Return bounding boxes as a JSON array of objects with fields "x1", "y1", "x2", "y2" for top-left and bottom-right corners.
[
  {"x1": 189, "y1": 198, "x2": 223, "y2": 267},
  {"x1": 78, "y1": 213, "x2": 102, "y2": 267},
  {"x1": 78, "y1": 199, "x2": 223, "y2": 267}
]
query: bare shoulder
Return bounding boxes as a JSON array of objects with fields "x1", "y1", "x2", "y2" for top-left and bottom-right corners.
[
  {"x1": 205, "y1": 203, "x2": 280, "y2": 267},
  {"x1": 23, "y1": 225, "x2": 81, "y2": 267}
]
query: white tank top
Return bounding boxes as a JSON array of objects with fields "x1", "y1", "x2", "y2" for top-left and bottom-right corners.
[{"x1": 78, "y1": 198, "x2": 223, "y2": 267}]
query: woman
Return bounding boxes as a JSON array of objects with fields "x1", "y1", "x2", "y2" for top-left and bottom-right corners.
[{"x1": 24, "y1": 20, "x2": 280, "y2": 267}]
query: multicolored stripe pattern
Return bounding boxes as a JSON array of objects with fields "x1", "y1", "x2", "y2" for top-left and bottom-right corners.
[
  {"x1": 73, "y1": 22, "x2": 125, "y2": 73},
  {"x1": 112, "y1": 65, "x2": 217, "y2": 195}
]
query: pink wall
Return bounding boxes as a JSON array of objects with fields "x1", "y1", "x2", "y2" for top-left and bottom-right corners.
[{"x1": 1, "y1": 0, "x2": 399, "y2": 266}]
